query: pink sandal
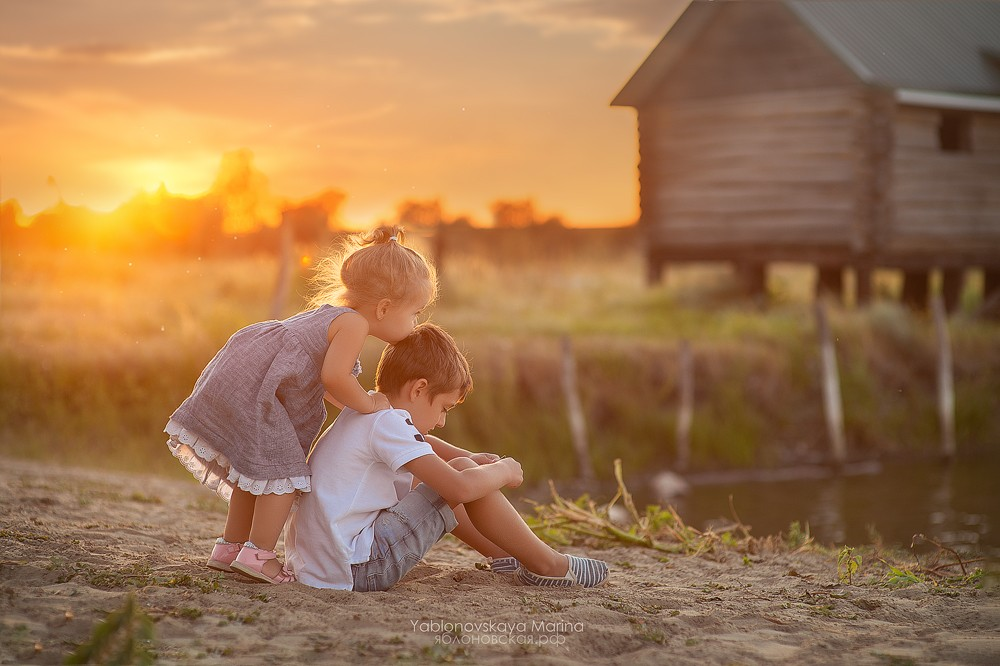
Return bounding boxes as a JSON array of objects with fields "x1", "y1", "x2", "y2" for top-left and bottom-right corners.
[
  {"x1": 206, "y1": 538, "x2": 242, "y2": 573},
  {"x1": 230, "y1": 542, "x2": 296, "y2": 584}
]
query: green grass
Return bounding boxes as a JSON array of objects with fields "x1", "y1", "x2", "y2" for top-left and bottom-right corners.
[{"x1": 2, "y1": 240, "x2": 999, "y2": 482}]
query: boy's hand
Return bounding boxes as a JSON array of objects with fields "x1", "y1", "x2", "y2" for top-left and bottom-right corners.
[
  {"x1": 371, "y1": 392, "x2": 392, "y2": 412},
  {"x1": 500, "y1": 457, "x2": 523, "y2": 489},
  {"x1": 469, "y1": 452, "x2": 500, "y2": 465}
]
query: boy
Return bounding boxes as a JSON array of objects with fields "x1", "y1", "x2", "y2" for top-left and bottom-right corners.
[{"x1": 285, "y1": 323, "x2": 608, "y2": 591}]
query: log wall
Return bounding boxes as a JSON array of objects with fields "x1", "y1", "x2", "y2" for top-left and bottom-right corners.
[
  {"x1": 887, "y1": 107, "x2": 1000, "y2": 266},
  {"x1": 639, "y1": 88, "x2": 868, "y2": 260}
]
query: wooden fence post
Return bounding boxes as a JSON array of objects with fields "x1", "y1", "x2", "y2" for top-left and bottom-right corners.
[
  {"x1": 560, "y1": 336, "x2": 594, "y2": 481},
  {"x1": 676, "y1": 340, "x2": 693, "y2": 472},
  {"x1": 269, "y1": 216, "x2": 294, "y2": 320},
  {"x1": 815, "y1": 299, "x2": 847, "y2": 465},
  {"x1": 931, "y1": 294, "x2": 956, "y2": 460}
]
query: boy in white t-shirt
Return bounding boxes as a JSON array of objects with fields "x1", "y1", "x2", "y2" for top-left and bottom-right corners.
[{"x1": 285, "y1": 323, "x2": 608, "y2": 591}]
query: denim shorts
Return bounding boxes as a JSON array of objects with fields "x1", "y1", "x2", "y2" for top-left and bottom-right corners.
[{"x1": 351, "y1": 484, "x2": 458, "y2": 592}]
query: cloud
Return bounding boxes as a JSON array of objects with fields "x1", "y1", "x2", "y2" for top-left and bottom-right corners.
[
  {"x1": 0, "y1": 87, "x2": 259, "y2": 150},
  {"x1": 409, "y1": 0, "x2": 687, "y2": 48},
  {"x1": 0, "y1": 43, "x2": 227, "y2": 65},
  {"x1": 199, "y1": 11, "x2": 317, "y2": 39}
]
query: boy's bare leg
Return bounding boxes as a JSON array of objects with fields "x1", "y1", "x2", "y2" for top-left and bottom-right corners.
[
  {"x1": 462, "y1": 491, "x2": 568, "y2": 577},
  {"x1": 223, "y1": 488, "x2": 256, "y2": 543},
  {"x1": 446, "y1": 458, "x2": 568, "y2": 578},
  {"x1": 247, "y1": 492, "x2": 297, "y2": 578},
  {"x1": 450, "y1": 504, "x2": 508, "y2": 560}
]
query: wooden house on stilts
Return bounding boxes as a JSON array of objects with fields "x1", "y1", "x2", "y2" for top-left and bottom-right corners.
[{"x1": 612, "y1": 0, "x2": 1000, "y2": 310}]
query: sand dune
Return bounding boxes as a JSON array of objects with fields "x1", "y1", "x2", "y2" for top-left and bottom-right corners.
[{"x1": 1, "y1": 457, "x2": 997, "y2": 665}]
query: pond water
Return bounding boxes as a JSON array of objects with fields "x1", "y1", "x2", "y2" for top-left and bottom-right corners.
[{"x1": 653, "y1": 455, "x2": 1000, "y2": 561}]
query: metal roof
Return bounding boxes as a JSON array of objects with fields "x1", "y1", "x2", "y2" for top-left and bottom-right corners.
[
  {"x1": 788, "y1": 0, "x2": 1000, "y2": 96},
  {"x1": 613, "y1": 0, "x2": 1000, "y2": 107}
]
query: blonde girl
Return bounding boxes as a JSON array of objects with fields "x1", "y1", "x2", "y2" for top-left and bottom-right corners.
[{"x1": 165, "y1": 225, "x2": 435, "y2": 583}]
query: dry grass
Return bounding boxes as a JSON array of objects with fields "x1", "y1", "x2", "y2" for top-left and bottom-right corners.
[{"x1": 2, "y1": 238, "x2": 999, "y2": 481}]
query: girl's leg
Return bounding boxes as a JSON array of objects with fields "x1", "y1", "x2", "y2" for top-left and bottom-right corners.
[
  {"x1": 247, "y1": 492, "x2": 297, "y2": 579},
  {"x1": 223, "y1": 488, "x2": 256, "y2": 543},
  {"x1": 446, "y1": 458, "x2": 568, "y2": 578}
]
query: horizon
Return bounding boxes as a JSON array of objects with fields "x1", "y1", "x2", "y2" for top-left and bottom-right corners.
[{"x1": 0, "y1": 149, "x2": 636, "y2": 231}]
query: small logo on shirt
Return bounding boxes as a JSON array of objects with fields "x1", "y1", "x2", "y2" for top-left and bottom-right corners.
[{"x1": 404, "y1": 417, "x2": 425, "y2": 442}]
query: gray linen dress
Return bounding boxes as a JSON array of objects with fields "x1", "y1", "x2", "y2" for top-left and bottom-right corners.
[{"x1": 165, "y1": 305, "x2": 361, "y2": 500}]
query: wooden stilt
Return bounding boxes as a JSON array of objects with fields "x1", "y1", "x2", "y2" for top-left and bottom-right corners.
[
  {"x1": 816, "y1": 265, "x2": 844, "y2": 303},
  {"x1": 901, "y1": 269, "x2": 929, "y2": 310},
  {"x1": 940, "y1": 268, "x2": 964, "y2": 314}
]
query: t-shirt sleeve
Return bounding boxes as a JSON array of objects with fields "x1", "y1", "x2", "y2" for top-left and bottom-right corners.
[{"x1": 370, "y1": 410, "x2": 435, "y2": 472}]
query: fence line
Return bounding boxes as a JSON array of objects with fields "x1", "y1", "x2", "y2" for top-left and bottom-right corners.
[
  {"x1": 560, "y1": 336, "x2": 594, "y2": 480},
  {"x1": 932, "y1": 294, "x2": 956, "y2": 460},
  {"x1": 676, "y1": 340, "x2": 694, "y2": 472},
  {"x1": 814, "y1": 299, "x2": 847, "y2": 465}
]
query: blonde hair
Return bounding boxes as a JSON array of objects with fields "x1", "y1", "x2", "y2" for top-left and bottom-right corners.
[
  {"x1": 376, "y1": 323, "x2": 473, "y2": 401},
  {"x1": 309, "y1": 225, "x2": 437, "y2": 309}
]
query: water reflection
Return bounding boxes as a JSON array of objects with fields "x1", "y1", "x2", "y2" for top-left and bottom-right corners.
[{"x1": 646, "y1": 456, "x2": 998, "y2": 559}]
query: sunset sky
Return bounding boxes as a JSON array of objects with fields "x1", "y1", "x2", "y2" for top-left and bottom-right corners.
[{"x1": 1, "y1": 0, "x2": 689, "y2": 228}]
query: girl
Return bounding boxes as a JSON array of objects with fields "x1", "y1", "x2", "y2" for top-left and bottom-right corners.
[{"x1": 165, "y1": 225, "x2": 435, "y2": 584}]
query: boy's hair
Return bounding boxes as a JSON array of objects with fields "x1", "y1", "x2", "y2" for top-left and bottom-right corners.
[
  {"x1": 375, "y1": 323, "x2": 472, "y2": 401},
  {"x1": 309, "y1": 225, "x2": 438, "y2": 309}
]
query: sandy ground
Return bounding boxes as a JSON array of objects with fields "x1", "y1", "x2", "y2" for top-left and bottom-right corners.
[{"x1": 1, "y1": 456, "x2": 998, "y2": 665}]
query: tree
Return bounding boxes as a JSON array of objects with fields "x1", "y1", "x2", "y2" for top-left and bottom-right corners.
[
  {"x1": 210, "y1": 149, "x2": 281, "y2": 235},
  {"x1": 490, "y1": 198, "x2": 536, "y2": 228},
  {"x1": 396, "y1": 199, "x2": 444, "y2": 228},
  {"x1": 209, "y1": 149, "x2": 288, "y2": 318}
]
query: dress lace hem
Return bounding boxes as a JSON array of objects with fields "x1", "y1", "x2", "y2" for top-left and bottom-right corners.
[{"x1": 164, "y1": 419, "x2": 311, "y2": 503}]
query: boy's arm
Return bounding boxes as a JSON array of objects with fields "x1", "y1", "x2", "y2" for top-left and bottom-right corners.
[
  {"x1": 404, "y1": 454, "x2": 522, "y2": 505},
  {"x1": 425, "y1": 435, "x2": 500, "y2": 464}
]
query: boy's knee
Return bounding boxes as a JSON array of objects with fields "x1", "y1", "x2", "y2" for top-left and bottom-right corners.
[{"x1": 447, "y1": 456, "x2": 478, "y2": 471}]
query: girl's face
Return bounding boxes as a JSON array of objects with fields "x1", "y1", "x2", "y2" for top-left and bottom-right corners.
[{"x1": 377, "y1": 281, "x2": 433, "y2": 344}]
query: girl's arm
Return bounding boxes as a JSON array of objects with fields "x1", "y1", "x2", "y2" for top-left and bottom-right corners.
[
  {"x1": 320, "y1": 312, "x2": 389, "y2": 413},
  {"x1": 404, "y1": 455, "x2": 522, "y2": 505},
  {"x1": 425, "y1": 435, "x2": 501, "y2": 464}
]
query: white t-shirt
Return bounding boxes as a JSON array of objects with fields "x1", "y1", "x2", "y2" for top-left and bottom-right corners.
[{"x1": 285, "y1": 407, "x2": 435, "y2": 589}]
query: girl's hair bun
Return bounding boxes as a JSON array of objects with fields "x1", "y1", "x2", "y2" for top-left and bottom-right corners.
[{"x1": 363, "y1": 225, "x2": 405, "y2": 246}]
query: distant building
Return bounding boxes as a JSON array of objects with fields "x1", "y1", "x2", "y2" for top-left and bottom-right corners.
[{"x1": 612, "y1": 0, "x2": 1000, "y2": 310}]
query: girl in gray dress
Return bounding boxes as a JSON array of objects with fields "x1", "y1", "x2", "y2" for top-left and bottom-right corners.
[{"x1": 165, "y1": 226, "x2": 436, "y2": 583}]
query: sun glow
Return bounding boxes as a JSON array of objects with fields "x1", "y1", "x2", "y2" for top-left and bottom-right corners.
[{"x1": 99, "y1": 157, "x2": 220, "y2": 202}]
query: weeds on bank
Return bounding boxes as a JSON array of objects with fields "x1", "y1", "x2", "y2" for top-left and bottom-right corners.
[
  {"x1": 526, "y1": 459, "x2": 795, "y2": 557},
  {"x1": 837, "y1": 546, "x2": 862, "y2": 584},
  {"x1": 838, "y1": 534, "x2": 985, "y2": 589}
]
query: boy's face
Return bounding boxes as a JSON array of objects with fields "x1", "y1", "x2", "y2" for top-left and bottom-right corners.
[{"x1": 402, "y1": 384, "x2": 463, "y2": 435}]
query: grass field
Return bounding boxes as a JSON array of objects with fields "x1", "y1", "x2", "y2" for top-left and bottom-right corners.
[{"x1": 2, "y1": 232, "x2": 998, "y2": 484}]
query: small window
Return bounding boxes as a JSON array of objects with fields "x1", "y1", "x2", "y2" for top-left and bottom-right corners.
[{"x1": 938, "y1": 112, "x2": 972, "y2": 152}]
